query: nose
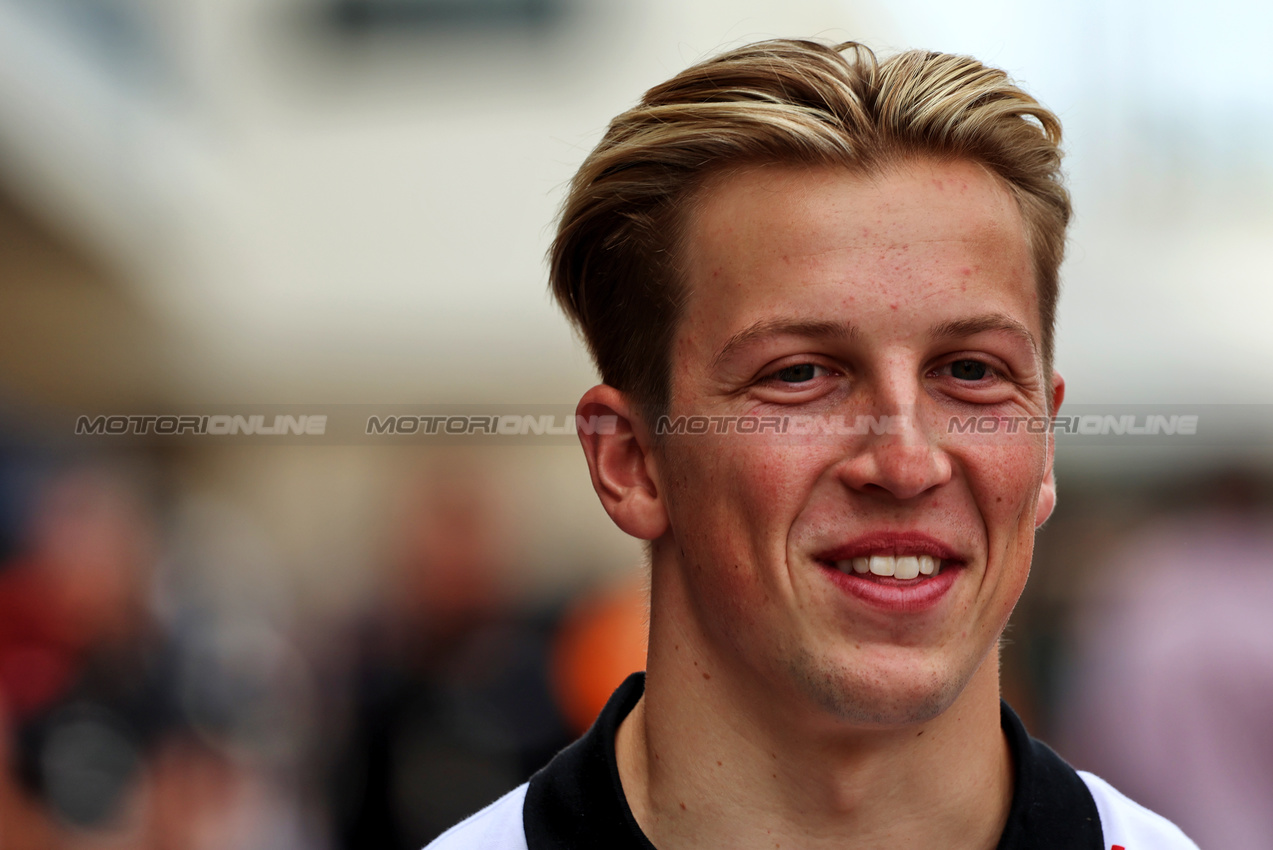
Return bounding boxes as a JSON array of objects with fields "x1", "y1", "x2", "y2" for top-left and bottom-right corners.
[{"x1": 834, "y1": 405, "x2": 953, "y2": 502}]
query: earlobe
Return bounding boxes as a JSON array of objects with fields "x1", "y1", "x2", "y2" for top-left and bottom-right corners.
[
  {"x1": 576, "y1": 385, "x2": 670, "y2": 541},
  {"x1": 1035, "y1": 371, "x2": 1065, "y2": 528},
  {"x1": 1035, "y1": 472, "x2": 1057, "y2": 528}
]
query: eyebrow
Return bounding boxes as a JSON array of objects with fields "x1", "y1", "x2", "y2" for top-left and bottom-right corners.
[
  {"x1": 711, "y1": 318, "x2": 860, "y2": 369},
  {"x1": 712, "y1": 314, "x2": 1037, "y2": 368},
  {"x1": 930, "y1": 314, "x2": 1040, "y2": 356}
]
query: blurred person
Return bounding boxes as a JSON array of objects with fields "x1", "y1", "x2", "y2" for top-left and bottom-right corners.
[
  {"x1": 0, "y1": 461, "x2": 268, "y2": 850},
  {"x1": 327, "y1": 458, "x2": 572, "y2": 850},
  {"x1": 1058, "y1": 473, "x2": 1273, "y2": 848},
  {"x1": 0, "y1": 462, "x2": 169, "y2": 845},
  {"x1": 429, "y1": 39, "x2": 1198, "y2": 850}
]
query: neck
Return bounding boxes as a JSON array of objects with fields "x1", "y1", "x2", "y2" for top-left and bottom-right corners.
[{"x1": 615, "y1": 565, "x2": 1013, "y2": 850}]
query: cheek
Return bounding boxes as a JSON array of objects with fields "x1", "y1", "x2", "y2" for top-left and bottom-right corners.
[
  {"x1": 961, "y1": 440, "x2": 1046, "y2": 613},
  {"x1": 662, "y1": 442, "x2": 825, "y2": 609},
  {"x1": 961, "y1": 435, "x2": 1047, "y2": 523},
  {"x1": 667, "y1": 439, "x2": 816, "y2": 534}
]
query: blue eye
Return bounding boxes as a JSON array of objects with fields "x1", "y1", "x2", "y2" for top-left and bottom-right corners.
[
  {"x1": 949, "y1": 360, "x2": 988, "y2": 381},
  {"x1": 772, "y1": 364, "x2": 819, "y2": 383}
]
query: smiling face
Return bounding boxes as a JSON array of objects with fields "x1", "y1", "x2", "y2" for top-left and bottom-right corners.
[{"x1": 651, "y1": 158, "x2": 1061, "y2": 726}]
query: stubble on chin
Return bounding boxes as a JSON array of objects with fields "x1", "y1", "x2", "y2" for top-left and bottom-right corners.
[{"x1": 784, "y1": 649, "x2": 970, "y2": 728}]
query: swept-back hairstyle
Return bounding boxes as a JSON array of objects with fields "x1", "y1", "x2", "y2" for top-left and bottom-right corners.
[{"x1": 550, "y1": 39, "x2": 1069, "y2": 415}]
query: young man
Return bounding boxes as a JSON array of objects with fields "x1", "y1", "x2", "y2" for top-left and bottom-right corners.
[{"x1": 428, "y1": 39, "x2": 1198, "y2": 849}]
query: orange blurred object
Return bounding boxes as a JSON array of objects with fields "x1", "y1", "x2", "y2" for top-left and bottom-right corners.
[{"x1": 551, "y1": 578, "x2": 649, "y2": 735}]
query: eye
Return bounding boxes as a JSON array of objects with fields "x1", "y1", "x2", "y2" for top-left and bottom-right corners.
[
  {"x1": 930, "y1": 356, "x2": 1016, "y2": 405},
  {"x1": 948, "y1": 359, "x2": 989, "y2": 381},
  {"x1": 750, "y1": 360, "x2": 840, "y2": 405},
  {"x1": 769, "y1": 363, "x2": 824, "y2": 384}
]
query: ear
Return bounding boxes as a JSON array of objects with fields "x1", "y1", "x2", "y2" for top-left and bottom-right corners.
[
  {"x1": 577, "y1": 385, "x2": 669, "y2": 540},
  {"x1": 1035, "y1": 372, "x2": 1065, "y2": 528}
]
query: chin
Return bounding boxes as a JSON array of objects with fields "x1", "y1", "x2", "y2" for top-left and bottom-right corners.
[{"x1": 786, "y1": 649, "x2": 975, "y2": 728}]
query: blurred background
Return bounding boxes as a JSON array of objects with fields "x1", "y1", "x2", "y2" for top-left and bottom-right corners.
[{"x1": 0, "y1": 0, "x2": 1271, "y2": 847}]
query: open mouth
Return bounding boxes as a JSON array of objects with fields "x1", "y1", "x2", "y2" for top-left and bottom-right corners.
[
  {"x1": 814, "y1": 534, "x2": 964, "y2": 596},
  {"x1": 816, "y1": 550, "x2": 962, "y2": 610},
  {"x1": 831, "y1": 555, "x2": 942, "y2": 581}
]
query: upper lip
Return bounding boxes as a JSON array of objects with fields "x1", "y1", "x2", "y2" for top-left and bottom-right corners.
[{"x1": 815, "y1": 532, "x2": 963, "y2": 563}]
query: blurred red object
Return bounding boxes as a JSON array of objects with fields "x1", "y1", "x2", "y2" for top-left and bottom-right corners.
[{"x1": 0, "y1": 562, "x2": 83, "y2": 721}]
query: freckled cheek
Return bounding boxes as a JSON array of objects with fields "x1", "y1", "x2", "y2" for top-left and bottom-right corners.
[
  {"x1": 673, "y1": 512, "x2": 774, "y2": 641},
  {"x1": 670, "y1": 444, "x2": 816, "y2": 617},
  {"x1": 961, "y1": 443, "x2": 1045, "y2": 609},
  {"x1": 960, "y1": 439, "x2": 1046, "y2": 519}
]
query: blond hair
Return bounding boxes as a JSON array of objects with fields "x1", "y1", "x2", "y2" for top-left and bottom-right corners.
[{"x1": 551, "y1": 39, "x2": 1069, "y2": 413}]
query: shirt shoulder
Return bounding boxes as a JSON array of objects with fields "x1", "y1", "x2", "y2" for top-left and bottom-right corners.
[
  {"x1": 423, "y1": 783, "x2": 529, "y2": 850},
  {"x1": 1078, "y1": 772, "x2": 1199, "y2": 850}
]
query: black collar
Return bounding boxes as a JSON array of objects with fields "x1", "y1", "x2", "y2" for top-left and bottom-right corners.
[{"x1": 524, "y1": 673, "x2": 1102, "y2": 849}]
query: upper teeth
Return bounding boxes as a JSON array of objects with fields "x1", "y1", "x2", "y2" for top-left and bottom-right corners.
[{"x1": 835, "y1": 555, "x2": 938, "y2": 579}]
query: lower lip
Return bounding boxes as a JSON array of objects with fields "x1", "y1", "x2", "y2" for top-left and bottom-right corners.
[{"x1": 818, "y1": 562, "x2": 960, "y2": 613}]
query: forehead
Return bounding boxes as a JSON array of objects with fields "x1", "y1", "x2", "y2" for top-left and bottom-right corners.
[
  {"x1": 674, "y1": 159, "x2": 1038, "y2": 354},
  {"x1": 685, "y1": 158, "x2": 1028, "y2": 277}
]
